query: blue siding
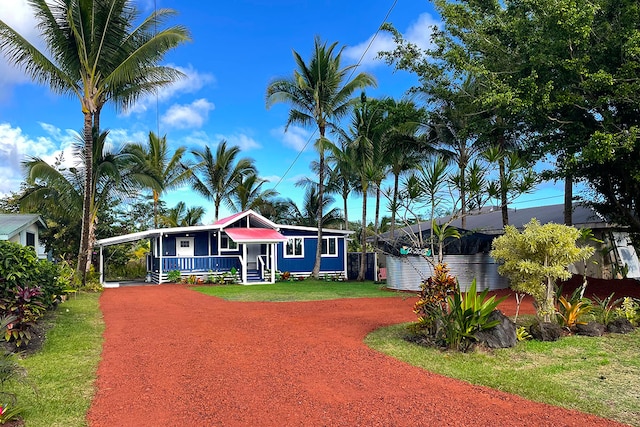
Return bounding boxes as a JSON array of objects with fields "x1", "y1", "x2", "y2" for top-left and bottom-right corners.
[
  {"x1": 277, "y1": 229, "x2": 346, "y2": 274},
  {"x1": 163, "y1": 236, "x2": 176, "y2": 256},
  {"x1": 194, "y1": 232, "x2": 209, "y2": 256}
]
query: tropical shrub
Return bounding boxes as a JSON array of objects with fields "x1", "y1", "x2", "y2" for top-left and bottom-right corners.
[
  {"x1": 443, "y1": 279, "x2": 507, "y2": 351},
  {"x1": 490, "y1": 220, "x2": 595, "y2": 322},
  {"x1": 167, "y1": 270, "x2": 181, "y2": 283},
  {"x1": 411, "y1": 265, "x2": 506, "y2": 351},
  {"x1": 0, "y1": 286, "x2": 46, "y2": 347},
  {"x1": 591, "y1": 293, "x2": 621, "y2": 325},
  {"x1": 557, "y1": 295, "x2": 592, "y2": 330},
  {"x1": 413, "y1": 263, "x2": 457, "y2": 336},
  {"x1": 0, "y1": 316, "x2": 25, "y2": 424},
  {"x1": 616, "y1": 297, "x2": 640, "y2": 326}
]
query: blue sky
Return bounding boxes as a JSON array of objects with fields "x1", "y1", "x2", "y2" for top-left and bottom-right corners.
[{"x1": 0, "y1": 0, "x2": 568, "y2": 225}]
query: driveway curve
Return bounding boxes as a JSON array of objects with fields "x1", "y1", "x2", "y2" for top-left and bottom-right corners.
[{"x1": 87, "y1": 285, "x2": 625, "y2": 427}]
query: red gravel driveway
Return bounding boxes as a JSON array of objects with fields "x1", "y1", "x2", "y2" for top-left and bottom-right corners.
[{"x1": 87, "y1": 285, "x2": 627, "y2": 427}]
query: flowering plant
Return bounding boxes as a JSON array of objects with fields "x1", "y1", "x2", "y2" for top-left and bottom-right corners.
[{"x1": 0, "y1": 402, "x2": 23, "y2": 424}]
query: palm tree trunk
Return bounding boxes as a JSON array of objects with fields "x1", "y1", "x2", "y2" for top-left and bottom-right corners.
[
  {"x1": 342, "y1": 193, "x2": 349, "y2": 230},
  {"x1": 77, "y1": 112, "x2": 94, "y2": 283},
  {"x1": 499, "y1": 157, "x2": 509, "y2": 226},
  {"x1": 358, "y1": 185, "x2": 368, "y2": 281},
  {"x1": 564, "y1": 175, "x2": 573, "y2": 226},
  {"x1": 373, "y1": 183, "x2": 381, "y2": 251},
  {"x1": 390, "y1": 172, "x2": 400, "y2": 240},
  {"x1": 311, "y1": 149, "x2": 324, "y2": 278}
]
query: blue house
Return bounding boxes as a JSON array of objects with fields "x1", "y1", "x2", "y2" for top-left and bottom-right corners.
[{"x1": 94, "y1": 210, "x2": 353, "y2": 285}]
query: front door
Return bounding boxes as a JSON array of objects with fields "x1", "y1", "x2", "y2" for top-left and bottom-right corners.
[{"x1": 176, "y1": 237, "x2": 194, "y2": 257}]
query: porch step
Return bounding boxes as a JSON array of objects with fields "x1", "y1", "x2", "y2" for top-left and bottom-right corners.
[{"x1": 246, "y1": 269, "x2": 262, "y2": 282}]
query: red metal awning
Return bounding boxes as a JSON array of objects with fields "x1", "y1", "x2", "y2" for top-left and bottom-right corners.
[{"x1": 224, "y1": 228, "x2": 288, "y2": 243}]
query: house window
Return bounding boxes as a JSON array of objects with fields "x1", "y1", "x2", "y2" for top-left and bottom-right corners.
[
  {"x1": 180, "y1": 240, "x2": 190, "y2": 248},
  {"x1": 26, "y1": 232, "x2": 35, "y2": 248},
  {"x1": 285, "y1": 237, "x2": 303, "y2": 258},
  {"x1": 220, "y1": 234, "x2": 238, "y2": 251},
  {"x1": 322, "y1": 237, "x2": 338, "y2": 257}
]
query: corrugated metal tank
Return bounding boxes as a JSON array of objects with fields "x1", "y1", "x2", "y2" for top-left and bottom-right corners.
[{"x1": 386, "y1": 254, "x2": 509, "y2": 292}]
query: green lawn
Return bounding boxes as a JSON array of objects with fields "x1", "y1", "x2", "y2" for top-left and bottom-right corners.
[
  {"x1": 7, "y1": 292, "x2": 104, "y2": 427},
  {"x1": 366, "y1": 323, "x2": 640, "y2": 427},
  {"x1": 193, "y1": 279, "x2": 402, "y2": 301}
]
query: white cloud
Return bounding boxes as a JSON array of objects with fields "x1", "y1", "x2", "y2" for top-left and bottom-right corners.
[
  {"x1": 0, "y1": 0, "x2": 49, "y2": 96},
  {"x1": 125, "y1": 64, "x2": 216, "y2": 115},
  {"x1": 0, "y1": 122, "x2": 76, "y2": 195},
  {"x1": 213, "y1": 133, "x2": 261, "y2": 152},
  {"x1": 271, "y1": 125, "x2": 312, "y2": 152},
  {"x1": 343, "y1": 12, "x2": 440, "y2": 68},
  {"x1": 161, "y1": 98, "x2": 215, "y2": 129}
]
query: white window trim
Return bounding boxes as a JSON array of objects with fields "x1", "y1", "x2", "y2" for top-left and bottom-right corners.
[
  {"x1": 284, "y1": 237, "x2": 304, "y2": 258},
  {"x1": 321, "y1": 236, "x2": 339, "y2": 257},
  {"x1": 219, "y1": 233, "x2": 238, "y2": 252}
]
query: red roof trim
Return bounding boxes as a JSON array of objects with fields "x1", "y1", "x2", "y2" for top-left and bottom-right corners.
[{"x1": 224, "y1": 228, "x2": 288, "y2": 243}]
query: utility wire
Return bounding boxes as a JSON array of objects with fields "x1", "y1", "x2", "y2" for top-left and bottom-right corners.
[{"x1": 271, "y1": 0, "x2": 398, "y2": 191}]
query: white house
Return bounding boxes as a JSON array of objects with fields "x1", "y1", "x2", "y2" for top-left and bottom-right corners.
[{"x1": 0, "y1": 214, "x2": 48, "y2": 259}]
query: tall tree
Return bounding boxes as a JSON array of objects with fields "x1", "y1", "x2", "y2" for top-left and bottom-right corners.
[
  {"x1": 124, "y1": 132, "x2": 191, "y2": 228},
  {"x1": 266, "y1": 36, "x2": 376, "y2": 278},
  {"x1": 338, "y1": 94, "x2": 386, "y2": 281},
  {"x1": 229, "y1": 174, "x2": 278, "y2": 212},
  {"x1": 191, "y1": 141, "x2": 256, "y2": 221},
  {"x1": 21, "y1": 130, "x2": 157, "y2": 261},
  {"x1": 161, "y1": 201, "x2": 205, "y2": 227},
  {"x1": 0, "y1": 0, "x2": 190, "y2": 282}
]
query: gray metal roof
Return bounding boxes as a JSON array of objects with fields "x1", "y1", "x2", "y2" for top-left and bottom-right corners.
[
  {"x1": 387, "y1": 203, "x2": 610, "y2": 239},
  {"x1": 0, "y1": 214, "x2": 46, "y2": 239}
]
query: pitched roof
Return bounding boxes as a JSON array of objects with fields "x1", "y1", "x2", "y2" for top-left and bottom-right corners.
[
  {"x1": 0, "y1": 214, "x2": 46, "y2": 240},
  {"x1": 383, "y1": 203, "x2": 609, "y2": 240}
]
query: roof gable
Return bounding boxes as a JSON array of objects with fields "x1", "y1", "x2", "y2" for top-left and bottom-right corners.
[
  {"x1": 0, "y1": 214, "x2": 46, "y2": 239},
  {"x1": 214, "y1": 210, "x2": 280, "y2": 230}
]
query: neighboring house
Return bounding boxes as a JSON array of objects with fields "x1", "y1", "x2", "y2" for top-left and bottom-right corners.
[
  {"x1": 94, "y1": 210, "x2": 353, "y2": 286},
  {"x1": 0, "y1": 214, "x2": 48, "y2": 259},
  {"x1": 377, "y1": 203, "x2": 640, "y2": 291}
]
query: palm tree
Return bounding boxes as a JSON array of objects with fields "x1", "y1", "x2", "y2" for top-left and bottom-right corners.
[
  {"x1": 0, "y1": 0, "x2": 190, "y2": 281},
  {"x1": 191, "y1": 141, "x2": 256, "y2": 221},
  {"x1": 229, "y1": 174, "x2": 278, "y2": 212},
  {"x1": 379, "y1": 99, "x2": 428, "y2": 239},
  {"x1": 289, "y1": 184, "x2": 343, "y2": 228},
  {"x1": 327, "y1": 141, "x2": 359, "y2": 231},
  {"x1": 124, "y1": 132, "x2": 191, "y2": 228},
  {"x1": 338, "y1": 95, "x2": 386, "y2": 281},
  {"x1": 266, "y1": 36, "x2": 376, "y2": 278},
  {"x1": 161, "y1": 201, "x2": 205, "y2": 227},
  {"x1": 21, "y1": 129, "x2": 156, "y2": 261}
]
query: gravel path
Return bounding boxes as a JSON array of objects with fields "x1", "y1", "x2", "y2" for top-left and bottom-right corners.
[{"x1": 86, "y1": 284, "x2": 627, "y2": 427}]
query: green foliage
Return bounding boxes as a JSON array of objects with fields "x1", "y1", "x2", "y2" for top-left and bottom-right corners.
[
  {"x1": 0, "y1": 286, "x2": 46, "y2": 347},
  {"x1": 616, "y1": 297, "x2": 640, "y2": 326},
  {"x1": 490, "y1": 220, "x2": 595, "y2": 322},
  {"x1": 413, "y1": 263, "x2": 457, "y2": 336},
  {"x1": 166, "y1": 270, "x2": 181, "y2": 283},
  {"x1": 516, "y1": 326, "x2": 532, "y2": 341},
  {"x1": 0, "y1": 242, "x2": 73, "y2": 347},
  {"x1": 412, "y1": 264, "x2": 506, "y2": 351},
  {"x1": 591, "y1": 293, "x2": 621, "y2": 326},
  {"x1": 0, "y1": 316, "x2": 26, "y2": 424}
]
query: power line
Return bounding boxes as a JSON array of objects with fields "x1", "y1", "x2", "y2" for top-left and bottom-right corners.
[{"x1": 271, "y1": 0, "x2": 398, "y2": 192}]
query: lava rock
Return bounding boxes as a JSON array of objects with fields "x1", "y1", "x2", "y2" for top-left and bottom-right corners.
[
  {"x1": 575, "y1": 321, "x2": 605, "y2": 337},
  {"x1": 607, "y1": 318, "x2": 635, "y2": 334},
  {"x1": 529, "y1": 321, "x2": 563, "y2": 341},
  {"x1": 475, "y1": 310, "x2": 517, "y2": 348}
]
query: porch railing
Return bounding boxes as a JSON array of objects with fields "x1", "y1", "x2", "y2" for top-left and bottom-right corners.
[{"x1": 154, "y1": 256, "x2": 242, "y2": 273}]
